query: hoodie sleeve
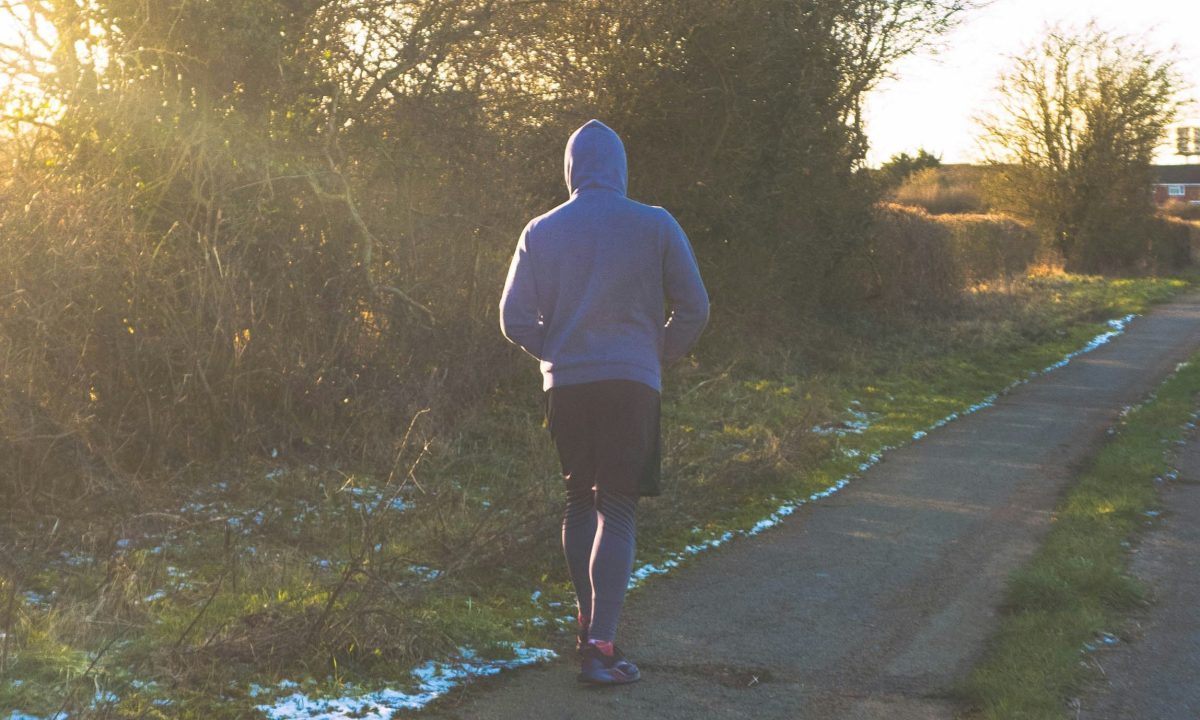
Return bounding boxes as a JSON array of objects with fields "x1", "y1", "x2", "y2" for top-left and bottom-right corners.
[
  {"x1": 499, "y1": 222, "x2": 546, "y2": 360},
  {"x1": 661, "y1": 212, "x2": 709, "y2": 364}
]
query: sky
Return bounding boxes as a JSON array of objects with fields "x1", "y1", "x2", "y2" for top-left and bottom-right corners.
[{"x1": 863, "y1": 0, "x2": 1200, "y2": 167}]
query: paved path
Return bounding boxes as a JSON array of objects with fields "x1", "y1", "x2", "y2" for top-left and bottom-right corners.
[
  {"x1": 1078, "y1": 426, "x2": 1200, "y2": 719},
  {"x1": 431, "y1": 295, "x2": 1200, "y2": 720}
]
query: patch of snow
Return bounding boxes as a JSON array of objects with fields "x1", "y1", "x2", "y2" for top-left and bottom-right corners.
[
  {"x1": 408, "y1": 565, "x2": 441, "y2": 581},
  {"x1": 255, "y1": 644, "x2": 556, "y2": 720},
  {"x1": 22, "y1": 591, "x2": 49, "y2": 607},
  {"x1": 1082, "y1": 632, "x2": 1121, "y2": 653},
  {"x1": 1042, "y1": 314, "x2": 1135, "y2": 373},
  {"x1": 56, "y1": 551, "x2": 90, "y2": 567},
  {"x1": 343, "y1": 485, "x2": 408, "y2": 513}
]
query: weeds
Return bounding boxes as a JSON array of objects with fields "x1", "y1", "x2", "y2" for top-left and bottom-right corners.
[{"x1": 891, "y1": 165, "x2": 994, "y2": 215}]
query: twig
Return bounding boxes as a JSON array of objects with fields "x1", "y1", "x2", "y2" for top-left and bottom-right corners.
[
  {"x1": 381, "y1": 408, "x2": 432, "y2": 496},
  {"x1": 680, "y1": 360, "x2": 737, "y2": 399},
  {"x1": 173, "y1": 570, "x2": 227, "y2": 650}
]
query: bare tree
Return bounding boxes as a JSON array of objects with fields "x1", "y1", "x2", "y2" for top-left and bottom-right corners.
[{"x1": 978, "y1": 23, "x2": 1183, "y2": 271}]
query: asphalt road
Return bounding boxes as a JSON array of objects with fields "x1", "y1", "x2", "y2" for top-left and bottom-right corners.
[
  {"x1": 1079, "y1": 424, "x2": 1200, "y2": 719},
  {"x1": 431, "y1": 294, "x2": 1200, "y2": 720}
]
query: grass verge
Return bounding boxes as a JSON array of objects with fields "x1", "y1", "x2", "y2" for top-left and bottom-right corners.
[{"x1": 964, "y1": 349, "x2": 1200, "y2": 719}]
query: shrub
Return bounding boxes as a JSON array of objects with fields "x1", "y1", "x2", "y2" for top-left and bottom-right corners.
[
  {"x1": 892, "y1": 166, "x2": 990, "y2": 215},
  {"x1": 861, "y1": 204, "x2": 961, "y2": 310},
  {"x1": 1161, "y1": 199, "x2": 1200, "y2": 221},
  {"x1": 860, "y1": 204, "x2": 1048, "y2": 312},
  {"x1": 1144, "y1": 216, "x2": 1198, "y2": 271},
  {"x1": 938, "y1": 213, "x2": 1046, "y2": 284}
]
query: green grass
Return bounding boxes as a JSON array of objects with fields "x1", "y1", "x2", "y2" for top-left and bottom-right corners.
[
  {"x1": 0, "y1": 271, "x2": 1193, "y2": 718},
  {"x1": 964, "y1": 348, "x2": 1200, "y2": 719}
]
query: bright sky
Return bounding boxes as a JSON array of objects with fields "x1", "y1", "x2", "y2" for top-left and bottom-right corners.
[{"x1": 863, "y1": 0, "x2": 1200, "y2": 167}]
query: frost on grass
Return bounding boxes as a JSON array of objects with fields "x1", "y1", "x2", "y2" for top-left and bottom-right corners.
[
  {"x1": 811, "y1": 405, "x2": 877, "y2": 437},
  {"x1": 255, "y1": 644, "x2": 556, "y2": 720},
  {"x1": 407, "y1": 565, "x2": 442, "y2": 581},
  {"x1": 342, "y1": 485, "x2": 408, "y2": 513}
]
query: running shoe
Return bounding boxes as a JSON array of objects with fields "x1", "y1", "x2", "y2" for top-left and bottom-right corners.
[{"x1": 578, "y1": 641, "x2": 641, "y2": 685}]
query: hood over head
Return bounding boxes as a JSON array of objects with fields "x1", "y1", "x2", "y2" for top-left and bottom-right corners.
[{"x1": 564, "y1": 119, "x2": 627, "y2": 196}]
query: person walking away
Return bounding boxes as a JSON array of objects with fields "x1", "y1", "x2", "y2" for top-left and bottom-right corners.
[{"x1": 499, "y1": 119, "x2": 709, "y2": 685}]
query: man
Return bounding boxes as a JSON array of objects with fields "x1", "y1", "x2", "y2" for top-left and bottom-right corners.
[{"x1": 499, "y1": 119, "x2": 709, "y2": 685}]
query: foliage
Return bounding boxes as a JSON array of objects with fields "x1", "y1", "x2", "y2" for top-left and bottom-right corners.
[
  {"x1": 979, "y1": 24, "x2": 1184, "y2": 272},
  {"x1": 860, "y1": 203, "x2": 961, "y2": 309},
  {"x1": 892, "y1": 164, "x2": 993, "y2": 214},
  {"x1": 1144, "y1": 215, "x2": 1198, "y2": 271},
  {"x1": 877, "y1": 148, "x2": 942, "y2": 188},
  {"x1": 939, "y1": 211, "x2": 1045, "y2": 283},
  {"x1": 1161, "y1": 198, "x2": 1200, "y2": 221},
  {"x1": 860, "y1": 204, "x2": 1045, "y2": 310},
  {"x1": 0, "y1": 0, "x2": 979, "y2": 505}
]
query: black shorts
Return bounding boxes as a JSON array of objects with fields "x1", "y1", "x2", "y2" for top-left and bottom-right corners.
[{"x1": 544, "y1": 379, "x2": 662, "y2": 497}]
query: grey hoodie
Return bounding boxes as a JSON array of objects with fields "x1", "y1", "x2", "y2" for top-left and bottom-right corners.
[{"x1": 499, "y1": 120, "x2": 709, "y2": 391}]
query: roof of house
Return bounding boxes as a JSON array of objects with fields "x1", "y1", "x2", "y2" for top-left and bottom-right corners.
[{"x1": 1153, "y1": 165, "x2": 1200, "y2": 184}]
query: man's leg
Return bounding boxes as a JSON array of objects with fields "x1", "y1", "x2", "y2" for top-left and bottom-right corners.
[
  {"x1": 562, "y1": 485, "x2": 597, "y2": 633},
  {"x1": 587, "y1": 490, "x2": 638, "y2": 643}
]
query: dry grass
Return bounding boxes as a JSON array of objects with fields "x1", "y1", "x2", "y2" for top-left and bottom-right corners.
[{"x1": 892, "y1": 165, "x2": 994, "y2": 215}]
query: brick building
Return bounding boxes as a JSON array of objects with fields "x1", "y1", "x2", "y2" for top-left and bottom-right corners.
[{"x1": 1153, "y1": 165, "x2": 1200, "y2": 205}]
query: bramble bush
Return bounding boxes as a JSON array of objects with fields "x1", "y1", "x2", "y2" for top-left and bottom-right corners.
[{"x1": 0, "y1": 0, "x2": 979, "y2": 508}]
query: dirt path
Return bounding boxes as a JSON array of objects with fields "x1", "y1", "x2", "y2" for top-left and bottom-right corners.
[
  {"x1": 1077, "y1": 426, "x2": 1200, "y2": 719},
  {"x1": 430, "y1": 295, "x2": 1200, "y2": 720}
]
